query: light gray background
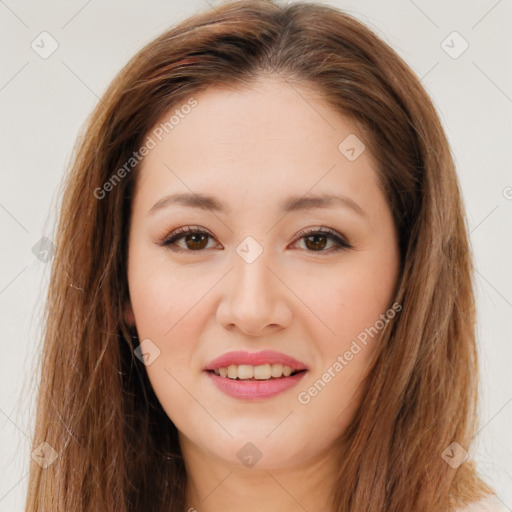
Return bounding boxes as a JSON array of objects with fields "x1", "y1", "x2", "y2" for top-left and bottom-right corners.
[{"x1": 1, "y1": 1, "x2": 511, "y2": 510}]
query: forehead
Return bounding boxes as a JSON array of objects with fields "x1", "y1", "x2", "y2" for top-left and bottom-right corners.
[
  {"x1": 133, "y1": 76, "x2": 382, "y2": 216},
  {"x1": 145, "y1": 75, "x2": 359, "y2": 155}
]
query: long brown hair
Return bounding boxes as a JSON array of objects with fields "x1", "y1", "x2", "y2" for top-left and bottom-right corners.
[{"x1": 24, "y1": 1, "x2": 494, "y2": 510}]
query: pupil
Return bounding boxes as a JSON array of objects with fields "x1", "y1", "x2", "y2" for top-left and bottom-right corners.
[
  {"x1": 187, "y1": 234, "x2": 207, "y2": 250},
  {"x1": 305, "y1": 234, "x2": 326, "y2": 251}
]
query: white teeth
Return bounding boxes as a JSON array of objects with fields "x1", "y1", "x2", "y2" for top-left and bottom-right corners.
[
  {"x1": 227, "y1": 365, "x2": 238, "y2": 379},
  {"x1": 271, "y1": 363, "x2": 283, "y2": 377},
  {"x1": 253, "y1": 363, "x2": 271, "y2": 380},
  {"x1": 237, "y1": 365, "x2": 254, "y2": 379},
  {"x1": 213, "y1": 364, "x2": 297, "y2": 380}
]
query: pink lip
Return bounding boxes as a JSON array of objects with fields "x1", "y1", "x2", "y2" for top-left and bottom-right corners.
[{"x1": 204, "y1": 350, "x2": 308, "y2": 371}]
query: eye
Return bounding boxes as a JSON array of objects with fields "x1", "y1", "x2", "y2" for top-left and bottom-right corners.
[
  {"x1": 292, "y1": 227, "x2": 352, "y2": 252},
  {"x1": 159, "y1": 226, "x2": 219, "y2": 252},
  {"x1": 159, "y1": 225, "x2": 352, "y2": 253}
]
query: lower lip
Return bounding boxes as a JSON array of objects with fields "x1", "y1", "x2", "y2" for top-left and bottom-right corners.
[{"x1": 205, "y1": 371, "x2": 307, "y2": 400}]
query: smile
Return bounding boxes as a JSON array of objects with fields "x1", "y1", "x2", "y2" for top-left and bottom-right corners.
[{"x1": 204, "y1": 350, "x2": 309, "y2": 400}]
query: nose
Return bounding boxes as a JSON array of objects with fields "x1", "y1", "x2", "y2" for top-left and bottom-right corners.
[{"x1": 216, "y1": 243, "x2": 293, "y2": 337}]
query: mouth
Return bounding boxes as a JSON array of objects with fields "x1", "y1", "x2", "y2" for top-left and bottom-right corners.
[{"x1": 204, "y1": 350, "x2": 308, "y2": 400}]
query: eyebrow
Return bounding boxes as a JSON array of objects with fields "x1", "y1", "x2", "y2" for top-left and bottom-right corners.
[{"x1": 148, "y1": 192, "x2": 368, "y2": 218}]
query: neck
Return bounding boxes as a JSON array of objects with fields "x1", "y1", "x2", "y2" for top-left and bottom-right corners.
[{"x1": 180, "y1": 435, "x2": 340, "y2": 512}]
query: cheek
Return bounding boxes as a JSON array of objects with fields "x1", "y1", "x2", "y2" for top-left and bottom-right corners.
[
  {"x1": 292, "y1": 248, "x2": 398, "y2": 414},
  {"x1": 293, "y1": 253, "x2": 398, "y2": 348},
  {"x1": 144, "y1": 356, "x2": 208, "y2": 441},
  {"x1": 127, "y1": 241, "x2": 208, "y2": 338}
]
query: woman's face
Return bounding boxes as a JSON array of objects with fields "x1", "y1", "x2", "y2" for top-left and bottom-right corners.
[{"x1": 126, "y1": 76, "x2": 400, "y2": 470}]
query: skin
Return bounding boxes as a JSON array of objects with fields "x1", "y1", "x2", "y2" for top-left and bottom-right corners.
[{"x1": 125, "y1": 75, "x2": 401, "y2": 512}]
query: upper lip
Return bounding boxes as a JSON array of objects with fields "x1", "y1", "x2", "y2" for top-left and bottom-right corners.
[{"x1": 204, "y1": 350, "x2": 308, "y2": 371}]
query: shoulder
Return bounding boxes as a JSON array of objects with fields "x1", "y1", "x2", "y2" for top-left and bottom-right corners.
[{"x1": 455, "y1": 495, "x2": 509, "y2": 512}]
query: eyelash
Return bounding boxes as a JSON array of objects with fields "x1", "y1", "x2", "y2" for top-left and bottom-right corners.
[{"x1": 159, "y1": 225, "x2": 352, "y2": 253}]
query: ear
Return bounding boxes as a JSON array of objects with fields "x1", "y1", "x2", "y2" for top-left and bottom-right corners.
[{"x1": 124, "y1": 302, "x2": 136, "y2": 327}]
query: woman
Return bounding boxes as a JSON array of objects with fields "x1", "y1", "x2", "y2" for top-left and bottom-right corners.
[{"x1": 24, "y1": 1, "x2": 503, "y2": 510}]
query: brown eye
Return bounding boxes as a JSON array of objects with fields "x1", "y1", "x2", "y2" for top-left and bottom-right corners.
[
  {"x1": 304, "y1": 233, "x2": 329, "y2": 251},
  {"x1": 294, "y1": 227, "x2": 351, "y2": 252},
  {"x1": 182, "y1": 232, "x2": 209, "y2": 250},
  {"x1": 161, "y1": 226, "x2": 219, "y2": 252}
]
